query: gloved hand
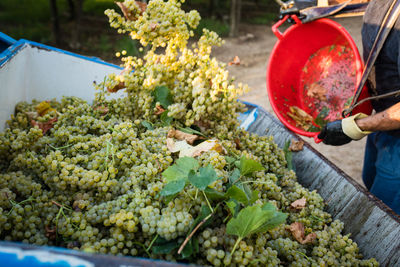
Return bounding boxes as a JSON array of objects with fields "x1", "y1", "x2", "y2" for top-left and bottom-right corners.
[{"x1": 318, "y1": 113, "x2": 372, "y2": 146}]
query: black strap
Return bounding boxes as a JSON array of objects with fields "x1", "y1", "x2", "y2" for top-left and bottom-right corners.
[{"x1": 342, "y1": 0, "x2": 400, "y2": 117}]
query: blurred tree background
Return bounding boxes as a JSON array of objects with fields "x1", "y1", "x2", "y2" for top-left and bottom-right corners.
[{"x1": 0, "y1": 0, "x2": 279, "y2": 62}]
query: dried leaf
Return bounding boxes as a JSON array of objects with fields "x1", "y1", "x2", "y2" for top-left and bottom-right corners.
[
  {"x1": 168, "y1": 129, "x2": 199, "y2": 145},
  {"x1": 288, "y1": 222, "x2": 316, "y2": 244},
  {"x1": 116, "y1": 1, "x2": 146, "y2": 21},
  {"x1": 93, "y1": 106, "x2": 109, "y2": 116},
  {"x1": 194, "y1": 120, "x2": 210, "y2": 132},
  {"x1": 166, "y1": 138, "x2": 192, "y2": 153},
  {"x1": 31, "y1": 117, "x2": 58, "y2": 134},
  {"x1": 290, "y1": 197, "x2": 306, "y2": 210},
  {"x1": 135, "y1": 1, "x2": 147, "y2": 14},
  {"x1": 234, "y1": 138, "x2": 241, "y2": 150},
  {"x1": 228, "y1": 56, "x2": 241, "y2": 66},
  {"x1": 307, "y1": 82, "x2": 327, "y2": 101},
  {"x1": 289, "y1": 139, "x2": 304, "y2": 152},
  {"x1": 287, "y1": 106, "x2": 314, "y2": 131},
  {"x1": 155, "y1": 105, "x2": 165, "y2": 115},
  {"x1": 107, "y1": 81, "x2": 126, "y2": 93},
  {"x1": 179, "y1": 139, "x2": 226, "y2": 158},
  {"x1": 116, "y1": 2, "x2": 135, "y2": 20},
  {"x1": 150, "y1": 23, "x2": 158, "y2": 31},
  {"x1": 302, "y1": 232, "x2": 317, "y2": 244},
  {"x1": 289, "y1": 222, "x2": 305, "y2": 243},
  {"x1": 36, "y1": 101, "x2": 56, "y2": 116},
  {"x1": 45, "y1": 225, "x2": 57, "y2": 240},
  {"x1": 25, "y1": 111, "x2": 38, "y2": 120}
]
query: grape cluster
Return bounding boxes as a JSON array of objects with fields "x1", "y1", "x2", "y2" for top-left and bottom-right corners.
[{"x1": 0, "y1": 0, "x2": 379, "y2": 266}]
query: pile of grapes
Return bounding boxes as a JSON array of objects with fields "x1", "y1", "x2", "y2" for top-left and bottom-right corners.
[{"x1": 0, "y1": 0, "x2": 378, "y2": 266}]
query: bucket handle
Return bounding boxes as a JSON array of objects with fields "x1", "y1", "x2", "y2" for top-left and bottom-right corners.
[
  {"x1": 314, "y1": 134, "x2": 323, "y2": 144},
  {"x1": 272, "y1": 15, "x2": 302, "y2": 40}
]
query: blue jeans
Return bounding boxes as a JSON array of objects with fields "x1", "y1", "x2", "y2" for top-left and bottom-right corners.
[{"x1": 362, "y1": 132, "x2": 400, "y2": 214}]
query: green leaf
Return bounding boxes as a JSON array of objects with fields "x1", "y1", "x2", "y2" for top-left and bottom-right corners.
[
  {"x1": 162, "y1": 157, "x2": 199, "y2": 182},
  {"x1": 160, "y1": 111, "x2": 172, "y2": 126},
  {"x1": 261, "y1": 202, "x2": 276, "y2": 212},
  {"x1": 225, "y1": 185, "x2": 249, "y2": 205},
  {"x1": 226, "y1": 200, "x2": 240, "y2": 218},
  {"x1": 242, "y1": 184, "x2": 253, "y2": 200},
  {"x1": 283, "y1": 140, "x2": 293, "y2": 170},
  {"x1": 225, "y1": 156, "x2": 236, "y2": 165},
  {"x1": 160, "y1": 179, "x2": 185, "y2": 197},
  {"x1": 239, "y1": 156, "x2": 265, "y2": 177},
  {"x1": 152, "y1": 237, "x2": 179, "y2": 254},
  {"x1": 226, "y1": 203, "x2": 287, "y2": 240},
  {"x1": 178, "y1": 127, "x2": 206, "y2": 137},
  {"x1": 189, "y1": 205, "x2": 212, "y2": 233},
  {"x1": 141, "y1": 121, "x2": 154, "y2": 130},
  {"x1": 152, "y1": 85, "x2": 173, "y2": 108},
  {"x1": 188, "y1": 165, "x2": 219, "y2": 191},
  {"x1": 181, "y1": 239, "x2": 194, "y2": 259},
  {"x1": 204, "y1": 187, "x2": 226, "y2": 202},
  {"x1": 248, "y1": 190, "x2": 259, "y2": 205},
  {"x1": 257, "y1": 202, "x2": 288, "y2": 232},
  {"x1": 229, "y1": 168, "x2": 241, "y2": 184},
  {"x1": 313, "y1": 106, "x2": 329, "y2": 128},
  {"x1": 163, "y1": 193, "x2": 178, "y2": 204}
]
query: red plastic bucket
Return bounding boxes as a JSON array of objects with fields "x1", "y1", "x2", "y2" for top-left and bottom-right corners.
[{"x1": 267, "y1": 15, "x2": 372, "y2": 141}]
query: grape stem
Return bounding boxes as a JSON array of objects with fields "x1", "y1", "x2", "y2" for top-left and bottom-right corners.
[
  {"x1": 178, "y1": 213, "x2": 213, "y2": 255},
  {"x1": 146, "y1": 234, "x2": 158, "y2": 252},
  {"x1": 132, "y1": 241, "x2": 152, "y2": 258},
  {"x1": 48, "y1": 143, "x2": 73, "y2": 150},
  {"x1": 202, "y1": 191, "x2": 213, "y2": 213},
  {"x1": 231, "y1": 237, "x2": 242, "y2": 256},
  {"x1": 296, "y1": 250, "x2": 311, "y2": 261},
  {"x1": 7, "y1": 196, "x2": 35, "y2": 216}
]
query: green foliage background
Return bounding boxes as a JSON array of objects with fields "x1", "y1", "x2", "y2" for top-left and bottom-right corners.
[{"x1": 0, "y1": 0, "x2": 279, "y2": 61}]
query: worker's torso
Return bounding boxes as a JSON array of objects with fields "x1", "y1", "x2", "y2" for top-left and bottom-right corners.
[{"x1": 362, "y1": 0, "x2": 400, "y2": 136}]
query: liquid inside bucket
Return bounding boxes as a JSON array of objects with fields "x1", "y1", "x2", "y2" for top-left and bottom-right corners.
[{"x1": 290, "y1": 45, "x2": 356, "y2": 132}]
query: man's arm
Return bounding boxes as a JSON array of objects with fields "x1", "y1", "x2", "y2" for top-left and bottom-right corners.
[
  {"x1": 318, "y1": 102, "x2": 400, "y2": 146},
  {"x1": 356, "y1": 101, "x2": 400, "y2": 131}
]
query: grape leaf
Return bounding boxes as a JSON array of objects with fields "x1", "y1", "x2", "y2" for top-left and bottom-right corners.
[
  {"x1": 239, "y1": 156, "x2": 265, "y2": 177},
  {"x1": 225, "y1": 156, "x2": 236, "y2": 165},
  {"x1": 141, "y1": 121, "x2": 154, "y2": 130},
  {"x1": 160, "y1": 111, "x2": 172, "y2": 126},
  {"x1": 228, "y1": 168, "x2": 241, "y2": 184},
  {"x1": 226, "y1": 203, "x2": 287, "y2": 254},
  {"x1": 204, "y1": 187, "x2": 226, "y2": 201},
  {"x1": 181, "y1": 238, "x2": 194, "y2": 259},
  {"x1": 258, "y1": 202, "x2": 288, "y2": 232},
  {"x1": 178, "y1": 127, "x2": 206, "y2": 137},
  {"x1": 189, "y1": 205, "x2": 212, "y2": 232},
  {"x1": 152, "y1": 85, "x2": 173, "y2": 109},
  {"x1": 226, "y1": 199, "x2": 240, "y2": 218},
  {"x1": 152, "y1": 237, "x2": 179, "y2": 254},
  {"x1": 160, "y1": 179, "x2": 185, "y2": 196},
  {"x1": 283, "y1": 140, "x2": 293, "y2": 171},
  {"x1": 225, "y1": 185, "x2": 249, "y2": 205},
  {"x1": 188, "y1": 165, "x2": 219, "y2": 190},
  {"x1": 162, "y1": 157, "x2": 199, "y2": 182},
  {"x1": 225, "y1": 185, "x2": 259, "y2": 206},
  {"x1": 313, "y1": 106, "x2": 329, "y2": 128},
  {"x1": 248, "y1": 190, "x2": 259, "y2": 205}
]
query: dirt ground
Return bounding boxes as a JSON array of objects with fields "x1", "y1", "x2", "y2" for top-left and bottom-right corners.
[{"x1": 212, "y1": 16, "x2": 366, "y2": 185}]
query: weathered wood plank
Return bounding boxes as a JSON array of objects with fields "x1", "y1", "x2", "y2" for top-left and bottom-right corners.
[{"x1": 247, "y1": 107, "x2": 400, "y2": 266}]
